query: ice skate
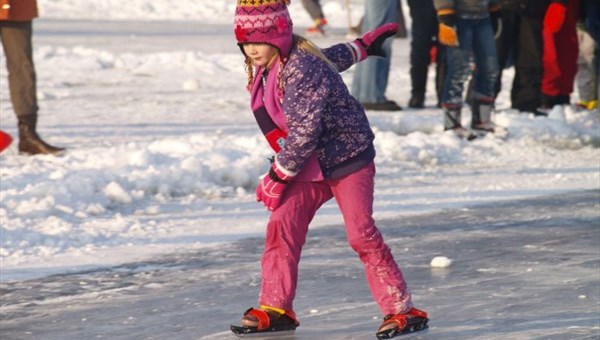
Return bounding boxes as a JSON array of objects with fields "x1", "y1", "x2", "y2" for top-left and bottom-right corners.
[
  {"x1": 230, "y1": 307, "x2": 299, "y2": 337},
  {"x1": 305, "y1": 18, "x2": 327, "y2": 37},
  {"x1": 376, "y1": 307, "x2": 429, "y2": 339}
]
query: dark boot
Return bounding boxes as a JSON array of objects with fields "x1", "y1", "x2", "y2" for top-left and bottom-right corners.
[
  {"x1": 408, "y1": 93, "x2": 425, "y2": 109},
  {"x1": 18, "y1": 114, "x2": 65, "y2": 155}
]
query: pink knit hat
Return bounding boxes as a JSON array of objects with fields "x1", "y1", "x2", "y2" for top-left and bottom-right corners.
[{"x1": 234, "y1": 0, "x2": 294, "y2": 58}]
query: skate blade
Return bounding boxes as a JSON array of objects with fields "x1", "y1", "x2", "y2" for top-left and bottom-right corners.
[
  {"x1": 376, "y1": 324, "x2": 429, "y2": 339},
  {"x1": 231, "y1": 330, "x2": 295, "y2": 338},
  {"x1": 231, "y1": 325, "x2": 296, "y2": 338},
  {"x1": 393, "y1": 328, "x2": 430, "y2": 339}
]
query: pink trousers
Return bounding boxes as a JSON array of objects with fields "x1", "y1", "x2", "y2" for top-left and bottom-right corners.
[{"x1": 258, "y1": 162, "x2": 413, "y2": 315}]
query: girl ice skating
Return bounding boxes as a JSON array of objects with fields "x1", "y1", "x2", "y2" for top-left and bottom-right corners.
[{"x1": 230, "y1": 0, "x2": 428, "y2": 338}]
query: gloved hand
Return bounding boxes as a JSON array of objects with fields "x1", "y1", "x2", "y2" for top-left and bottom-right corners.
[
  {"x1": 354, "y1": 22, "x2": 399, "y2": 61},
  {"x1": 437, "y1": 9, "x2": 459, "y2": 47},
  {"x1": 544, "y1": 2, "x2": 567, "y2": 33},
  {"x1": 489, "y1": 6, "x2": 502, "y2": 38},
  {"x1": 256, "y1": 158, "x2": 296, "y2": 211}
]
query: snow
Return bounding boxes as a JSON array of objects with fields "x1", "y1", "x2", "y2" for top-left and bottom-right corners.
[
  {"x1": 0, "y1": 0, "x2": 598, "y2": 294},
  {"x1": 430, "y1": 256, "x2": 452, "y2": 268},
  {"x1": 0, "y1": 0, "x2": 598, "y2": 282}
]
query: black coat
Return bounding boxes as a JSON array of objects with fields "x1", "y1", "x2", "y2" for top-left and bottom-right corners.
[{"x1": 499, "y1": 0, "x2": 566, "y2": 18}]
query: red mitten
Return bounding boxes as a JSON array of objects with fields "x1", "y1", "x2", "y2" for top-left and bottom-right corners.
[
  {"x1": 0, "y1": 130, "x2": 13, "y2": 153},
  {"x1": 351, "y1": 23, "x2": 399, "y2": 61},
  {"x1": 256, "y1": 159, "x2": 296, "y2": 211},
  {"x1": 544, "y1": 2, "x2": 567, "y2": 33}
]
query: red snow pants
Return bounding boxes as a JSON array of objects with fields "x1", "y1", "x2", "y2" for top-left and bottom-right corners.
[
  {"x1": 541, "y1": 0, "x2": 580, "y2": 97},
  {"x1": 258, "y1": 162, "x2": 413, "y2": 315}
]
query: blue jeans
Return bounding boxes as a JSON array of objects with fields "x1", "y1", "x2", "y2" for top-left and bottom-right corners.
[
  {"x1": 351, "y1": 0, "x2": 397, "y2": 104},
  {"x1": 441, "y1": 17, "x2": 499, "y2": 106}
]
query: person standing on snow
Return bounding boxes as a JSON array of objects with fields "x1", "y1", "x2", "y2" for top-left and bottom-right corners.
[
  {"x1": 406, "y1": 0, "x2": 447, "y2": 109},
  {"x1": 538, "y1": 0, "x2": 581, "y2": 115},
  {"x1": 435, "y1": 0, "x2": 503, "y2": 139},
  {"x1": 0, "y1": 0, "x2": 65, "y2": 155},
  {"x1": 351, "y1": 0, "x2": 402, "y2": 111},
  {"x1": 230, "y1": 0, "x2": 428, "y2": 338},
  {"x1": 301, "y1": 0, "x2": 328, "y2": 36}
]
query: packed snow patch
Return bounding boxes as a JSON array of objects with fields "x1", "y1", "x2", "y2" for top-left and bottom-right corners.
[{"x1": 430, "y1": 256, "x2": 453, "y2": 268}]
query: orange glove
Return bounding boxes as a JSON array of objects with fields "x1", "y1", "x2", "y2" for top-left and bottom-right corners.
[
  {"x1": 437, "y1": 9, "x2": 458, "y2": 47},
  {"x1": 544, "y1": 2, "x2": 567, "y2": 33}
]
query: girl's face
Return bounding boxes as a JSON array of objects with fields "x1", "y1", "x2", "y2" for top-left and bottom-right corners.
[{"x1": 243, "y1": 43, "x2": 278, "y2": 67}]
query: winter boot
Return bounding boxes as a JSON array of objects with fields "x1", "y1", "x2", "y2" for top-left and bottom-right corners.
[
  {"x1": 444, "y1": 106, "x2": 475, "y2": 140},
  {"x1": 471, "y1": 101, "x2": 507, "y2": 137},
  {"x1": 537, "y1": 94, "x2": 559, "y2": 116},
  {"x1": 18, "y1": 114, "x2": 65, "y2": 155},
  {"x1": 408, "y1": 93, "x2": 425, "y2": 109}
]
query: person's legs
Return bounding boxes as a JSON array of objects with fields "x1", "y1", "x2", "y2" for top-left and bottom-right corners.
[
  {"x1": 406, "y1": 0, "x2": 437, "y2": 107},
  {"x1": 0, "y1": 21, "x2": 38, "y2": 117},
  {"x1": 330, "y1": 163, "x2": 412, "y2": 315},
  {"x1": 472, "y1": 18, "x2": 499, "y2": 97},
  {"x1": 441, "y1": 19, "x2": 474, "y2": 133},
  {"x1": 301, "y1": 0, "x2": 324, "y2": 21},
  {"x1": 471, "y1": 18, "x2": 500, "y2": 127},
  {"x1": 1, "y1": 21, "x2": 64, "y2": 155},
  {"x1": 441, "y1": 20, "x2": 473, "y2": 108},
  {"x1": 576, "y1": 28, "x2": 597, "y2": 105},
  {"x1": 302, "y1": 0, "x2": 327, "y2": 35},
  {"x1": 511, "y1": 15, "x2": 544, "y2": 112},
  {"x1": 259, "y1": 181, "x2": 333, "y2": 311},
  {"x1": 555, "y1": 0, "x2": 580, "y2": 103},
  {"x1": 351, "y1": 0, "x2": 398, "y2": 107},
  {"x1": 435, "y1": 44, "x2": 447, "y2": 107},
  {"x1": 494, "y1": 10, "x2": 518, "y2": 96}
]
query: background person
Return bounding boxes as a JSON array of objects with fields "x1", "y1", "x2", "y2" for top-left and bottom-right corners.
[{"x1": 0, "y1": 0, "x2": 65, "y2": 155}]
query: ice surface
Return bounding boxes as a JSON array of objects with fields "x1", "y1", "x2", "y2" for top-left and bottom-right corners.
[{"x1": 1, "y1": 191, "x2": 598, "y2": 339}]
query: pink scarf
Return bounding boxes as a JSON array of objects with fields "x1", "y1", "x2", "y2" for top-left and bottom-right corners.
[{"x1": 250, "y1": 58, "x2": 323, "y2": 182}]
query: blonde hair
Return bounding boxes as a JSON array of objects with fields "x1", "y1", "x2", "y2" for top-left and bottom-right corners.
[{"x1": 244, "y1": 34, "x2": 336, "y2": 93}]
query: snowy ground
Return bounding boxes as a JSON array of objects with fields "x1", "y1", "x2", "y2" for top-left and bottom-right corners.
[{"x1": 0, "y1": 1, "x2": 599, "y2": 338}]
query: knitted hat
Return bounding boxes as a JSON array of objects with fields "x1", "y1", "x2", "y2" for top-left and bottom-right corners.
[{"x1": 234, "y1": 0, "x2": 294, "y2": 58}]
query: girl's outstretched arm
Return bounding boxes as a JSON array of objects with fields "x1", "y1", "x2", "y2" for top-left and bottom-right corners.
[{"x1": 322, "y1": 23, "x2": 399, "y2": 72}]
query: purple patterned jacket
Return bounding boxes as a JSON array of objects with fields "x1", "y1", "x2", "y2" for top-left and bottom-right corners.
[{"x1": 276, "y1": 43, "x2": 375, "y2": 179}]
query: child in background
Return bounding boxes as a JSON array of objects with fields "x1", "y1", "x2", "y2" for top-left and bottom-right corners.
[
  {"x1": 230, "y1": 0, "x2": 428, "y2": 338},
  {"x1": 435, "y1": 0, "x2": 502, "y2": 139}
]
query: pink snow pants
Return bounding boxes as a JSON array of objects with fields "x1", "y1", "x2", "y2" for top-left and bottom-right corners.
[{"x1": 258, "y1": 162, "x2": 413, "y2": 315}]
